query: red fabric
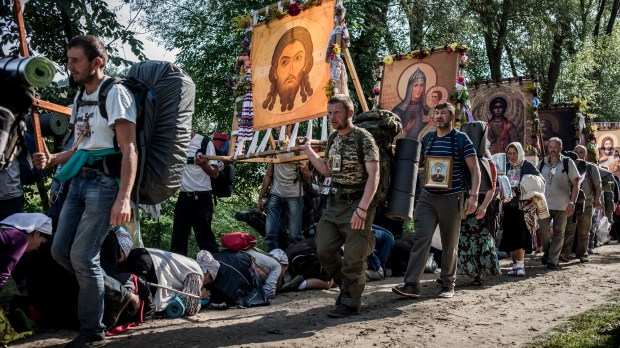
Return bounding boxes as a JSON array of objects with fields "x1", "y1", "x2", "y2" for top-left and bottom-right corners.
[
  {"x1": 212, "y1": 132, "x2": 229, "y2": 151},
  {"x1": 221, "y1": 232, "x2": 257, "y2": 251},
  {"x1": 105, "y1": 274, "x2": 144, "y2": 336}
]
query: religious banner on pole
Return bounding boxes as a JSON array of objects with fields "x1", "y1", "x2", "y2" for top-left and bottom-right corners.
[
  {"x1": 468, "y1": 80, "x2": 535, "y2": 155},
  {"x1": 251, "y1": 0, "x2": 334, "y2": 130},
  {"x1": 537, "y1": 106, "x2": 578, "y2": 151},
  {"x1": 379, "y1": 50, "x2": 460, "y2": 142}
]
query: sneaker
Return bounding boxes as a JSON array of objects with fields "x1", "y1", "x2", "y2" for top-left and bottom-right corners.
[
  {"x1": 392, "y1": 283, "x2": 421, "y2": 299},
  {"x1": 327, "y1": 304, "x2": 359, "y2": 318},
  {"x1": 546, "y1": 262, "x2": 561, "y2": 270},
  {"x1": 365, "y1": 268, "x2": 385, "y2": 281},
  {"x1": 587, "y1": 248, "x2": 594, "y2": 255},
  {"x1": 579, "y1": 255, "x2": 590, "y2": 263},
  {"x1": 541, "y1": 253, "x2": 548, "y2": 265},
  {"x1": 280, "y1": 275, "x2": 304, "y2": 292},
  {"x1": 558, "y1": 254, "x2": 570, "y2": 263},
  {"x1": 437, "y1": 287, "x2": 454, "y2": 298},
  {"x1": 64, "y1": 334, "x2": 107, "y2": 348}
]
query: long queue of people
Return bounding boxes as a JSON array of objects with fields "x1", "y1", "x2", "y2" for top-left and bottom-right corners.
[{"x1": 0, "y1": 34, "x2": 618, "y2": 347}]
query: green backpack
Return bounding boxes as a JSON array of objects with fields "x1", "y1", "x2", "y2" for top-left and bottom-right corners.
[{"x1": 327, "y1": 109, "x2": 403, "y2": 205}]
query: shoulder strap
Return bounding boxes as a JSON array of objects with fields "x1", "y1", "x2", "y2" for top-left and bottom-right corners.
[
  {"x1": 326, "y1": 131, "x2": 338, "y2": 154},
  {"x1": 562, "y1": 158, "x2": 570, "y2": 173},
  {"x1": 355, "y1": 128, "x2": 364, "y2": 165},
  {"x1": 538, "y1": 159, "x2": 544, "y2": 172},
  {"x1": 97, "y1": 77, "x2": 122, "y2": 121},
  {"x1": 199, "y1": 135, "x2": 210, "y2": 156}
]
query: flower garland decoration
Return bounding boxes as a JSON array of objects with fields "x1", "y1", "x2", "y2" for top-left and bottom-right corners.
[
  {"x1": 264, "y1": 8, "x2": 287, "y2": 22},
  {"x1": 523, "y1": 78, "x2": 542, "y2": 156},
  {"x1": 369, "y1": 64, "x2": 382, "y2": 109},
  {"x1": 324, "y1": 1, "x2": 348, "y2": 98},
  {"x1": 376, "y1": 43, "x2": 470, "y2": 115},
  {"x1": 571, "y1": 97, "x2": 598, "y2": 161},
  {"x1": 287, "y1": 2, "x2": 302, "y2": 16},
  {"x1": 301, "y1": 0, "x2": 323, "y2": 10},
  {"x1": 328, "y1": 43, "x2": 341, "y2": 60},
  {"x1": 325, "y1": 79, "x2": 336, "y2": 98}
]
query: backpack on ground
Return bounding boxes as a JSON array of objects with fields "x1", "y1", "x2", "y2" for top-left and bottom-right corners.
[
  {"x1": 76, "y1": 61, "x2": 195, "y2": 205},
  {"x1": 327, "y1": 109, "x2": 402, "y2": 205},
  {"x1": 221, "y1": 232, "x2": 257, "y2": 251},
  {"x1": 198, "y1": 133, "x2": 235, "y2": 198}
]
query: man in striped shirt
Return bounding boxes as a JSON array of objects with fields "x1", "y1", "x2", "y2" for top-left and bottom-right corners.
[{"x1": 393, "y1": 102, "x2": 480, "y2": 299}]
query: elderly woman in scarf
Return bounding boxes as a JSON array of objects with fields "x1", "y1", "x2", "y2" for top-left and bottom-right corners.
[
  {"x1": 499, "y1": 142, "x2": 543, "y2": 276},
  {"x1": 0, "y1": 213, "x2": 51, "y2": 290}
]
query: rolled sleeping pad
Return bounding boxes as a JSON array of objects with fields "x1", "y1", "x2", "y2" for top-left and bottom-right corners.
[
  {"x1": 38, "y1": 113, "x2": 69, "y2": 136},
  {"x1": 0, "y1": 57, "x2": 56, "y2": 88},
  {"x1": 460, "y1": 121, "x2": 488, "y2": 157},
  {"x1": 386, "y1": 138, "x2": 421, "y2": 221},
  {"x1": 166, "y1": 296, "x2": 186, "y2": 318}
]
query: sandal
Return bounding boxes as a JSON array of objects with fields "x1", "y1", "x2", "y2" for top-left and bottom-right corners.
[
  {"x1": 471, "y1": 277, "x2": 483, "y2": 286},
  {"x1": 507, "y1": 267, "x2": 526, "y2": 277}
]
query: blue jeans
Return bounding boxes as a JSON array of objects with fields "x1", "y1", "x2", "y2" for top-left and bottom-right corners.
[
  {"x1": 367, "y1": 225, "x2": 394, "y2": 272},
  {"x1": 51, "y1": 170, "x2": 118, "y2": 340},
  {"x1": 264, "y1": 194, "x2": 303, "y2": 251}
]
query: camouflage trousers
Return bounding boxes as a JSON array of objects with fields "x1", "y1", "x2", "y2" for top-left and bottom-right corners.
[{"x1": 316, "y1": 194, "x2": 375, "y2": 309}]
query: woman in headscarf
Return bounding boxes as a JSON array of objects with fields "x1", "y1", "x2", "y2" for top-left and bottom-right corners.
[
  {"x1": 0, "y1": 213, "x2": 51, "y2": 290},
  {"x1": 499, "y1": 142, "x2": 542, "y2": 276},
  {"x1": 457, "y1": 124, "x2": 500, "y2": 286}
]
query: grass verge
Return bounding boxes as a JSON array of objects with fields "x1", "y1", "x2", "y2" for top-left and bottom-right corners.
[{"x1": 525, "y1": 290, "x2": 620, "y2": 348}]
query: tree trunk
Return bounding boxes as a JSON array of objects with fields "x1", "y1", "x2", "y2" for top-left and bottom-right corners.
[
  {"x1": 474, "y1": 0, "x2": 512, "y2": 80},
  {"x1": 505, "y1": 44, "x2": 518, "y2": 76},
  {"x1": 400, "y1": 0, "x2": 425, "y2": 50},
  {"x1": 594, "y1": 0, "x2": 607, "y2": 37},
  {"x1": 605, "y1": 0, "x2": 620, "y2": 35},
  {"x1": 542, "y1": 21, "x2": 569, "y2": 104}
]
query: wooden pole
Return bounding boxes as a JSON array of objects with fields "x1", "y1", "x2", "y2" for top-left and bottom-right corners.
[
  {"x1": 13, "y1": 0, "x2": 28, "y2": 57},
  {"x1": 13, "y1": 0, "x2": 46, "y2": 153}
]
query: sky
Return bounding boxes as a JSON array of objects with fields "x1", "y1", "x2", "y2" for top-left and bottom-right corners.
[{"x1": 111, "y1": 0, "x2": 178, "y2": 63}]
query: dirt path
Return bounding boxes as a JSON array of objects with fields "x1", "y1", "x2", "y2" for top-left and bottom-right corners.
[{"x1": 14, "y1": 243, "x2": 620, "y2": 348}]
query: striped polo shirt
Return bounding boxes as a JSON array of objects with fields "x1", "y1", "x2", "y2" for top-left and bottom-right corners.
[{"x1": 422, "y1": 129, "x2": 476, "y2": 195}]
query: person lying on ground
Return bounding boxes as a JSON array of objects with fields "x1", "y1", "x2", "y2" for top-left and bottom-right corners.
[{"x1": 120, "y1": 248, "x2": 204, "y2": 316}]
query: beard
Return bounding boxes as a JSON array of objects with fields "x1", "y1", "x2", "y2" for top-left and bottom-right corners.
[{"x1": 276, "y1": 74, "x2": 303, "y2": 112}]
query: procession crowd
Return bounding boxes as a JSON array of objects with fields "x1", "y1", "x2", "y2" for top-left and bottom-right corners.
[{"x1": 0, "y1": 34, "x2": 618, "y2": 348}]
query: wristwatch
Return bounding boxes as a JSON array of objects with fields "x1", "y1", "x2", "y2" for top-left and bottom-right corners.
[{"x1": 569, "y1": 201, "x2": 575, "y2": 206}]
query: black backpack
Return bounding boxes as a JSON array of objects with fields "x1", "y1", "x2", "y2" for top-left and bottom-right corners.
[
  {"x1": 198, "y1": 135, "x2": 235, "y2": 198},
  {"x1": 76, "y1": 61, "x2": 195, "y2": 204},
  {"x1": 327, "y1": 110, "x2": 402, "y2": 205}
]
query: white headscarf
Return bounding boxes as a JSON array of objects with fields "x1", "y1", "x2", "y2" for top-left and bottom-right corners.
[
  {"x1": 269, "y1": 248, "x2": 289, "y2": 265},
  {"x1": 114, "y1": 227, "x2": 133, "y2": 257},
  {"x1": 196, "y1": 250, "x2": 220, "y2": 280},
  {"x1": 506, "y1": 142, "x2": 525, "y2": 168},
  {"x1": 0, "y1": 213, "x2": 52, "y2": 235}
]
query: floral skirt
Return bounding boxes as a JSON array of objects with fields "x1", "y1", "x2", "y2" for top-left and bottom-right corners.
[{"x1": 457, "y1": 213, "x2": 501, "y2": 278}]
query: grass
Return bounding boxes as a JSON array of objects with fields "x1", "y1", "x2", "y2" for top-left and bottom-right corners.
[{"x1": 525, "y1": 290, "x2": 620, "y2": 348}]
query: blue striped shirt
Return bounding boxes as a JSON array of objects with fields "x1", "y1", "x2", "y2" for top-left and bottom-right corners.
[{"x1": 422, "y1": 129, "x2": 476, "y2": 195}]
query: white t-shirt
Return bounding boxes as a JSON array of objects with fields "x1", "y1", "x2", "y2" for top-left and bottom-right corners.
[
  {"x1": 70, "y1": 77, "x2": 137, "y2": 150},
  {"x1": 180, "y1": 134, "x2": 222, "y2": 192},
  {"x1": 146, "y1": 248, "x2": 203, "y2": 312}
]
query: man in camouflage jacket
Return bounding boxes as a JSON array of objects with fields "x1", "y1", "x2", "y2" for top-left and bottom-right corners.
[{"x1": 298, "y1": 94, "x2": 380, "y2": 318}]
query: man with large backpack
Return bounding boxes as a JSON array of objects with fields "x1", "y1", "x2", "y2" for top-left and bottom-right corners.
[
  {"x1": 537, "y1": 137, "x2": 580, "y2": 270},
  {"x1": 298, "y1": 94, "x2": 379, "y2": 318},
  {"x1": 170, "y1": 130, "x2": 223, "y2": 255},
  {"x1": 392, "y1": 102, "x2": 480, "y2": 300},
  {"x1": 33, "y1": 35, "x2": 138, "y2": 347},
  {"x1": 561, "y1": 145, "x2": 602, "y2": 263}
]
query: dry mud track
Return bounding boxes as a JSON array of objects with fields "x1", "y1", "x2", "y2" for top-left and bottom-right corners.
[{"x1": 15, "y1": 243, "x2": 620, "y2": 348}]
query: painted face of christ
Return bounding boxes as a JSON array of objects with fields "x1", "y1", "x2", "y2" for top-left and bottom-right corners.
[{"x1": 262, "y1": 26, "x2": 314, "y2": 112}]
